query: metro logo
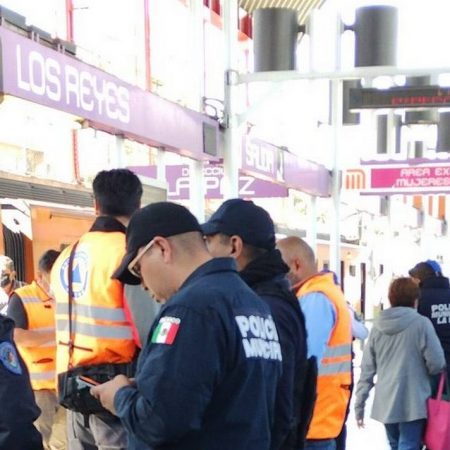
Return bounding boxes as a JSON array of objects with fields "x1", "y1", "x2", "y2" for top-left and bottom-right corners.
[{"x1": 344, "y1": 169, "x2": 367, "y2": 190}]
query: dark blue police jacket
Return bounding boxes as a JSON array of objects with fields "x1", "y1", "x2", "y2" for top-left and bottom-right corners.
[
  {"x1": 240, "y1": 249, "x2": 308, "y2": 450},
  {"x1": 0, "y1": 316, "x2": 43, "y2": 450},
  {"x1": 418, "y1": 276, "x2": 450, "y2": 362},
  {"x1": 115, "y1": 257, "x2": 283, "y2": 450}
]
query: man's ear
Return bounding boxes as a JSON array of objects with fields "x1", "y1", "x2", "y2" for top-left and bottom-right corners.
[
  {"x1": 293, "y1": 257, "x2": 302, "y2": 273},
  {"x1": 229, "y1": 235, "x2": 244, "y2": 259},
  {"x1": 155, "y1": 237, "x2": 172, "y2": 264},
  {"x1": 93, "y1": 199, "x2": 101, "y2": 216}
]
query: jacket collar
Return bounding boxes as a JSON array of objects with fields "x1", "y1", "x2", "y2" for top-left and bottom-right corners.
[{"x1": 89, "y1": 216, "x2": 127, "y2": 233}]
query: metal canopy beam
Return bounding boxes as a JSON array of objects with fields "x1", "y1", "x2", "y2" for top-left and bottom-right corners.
[
  {"x1": 237, "y1": 65, "x2": 450, "y2": 84},
  {"x1": 239, "y1": 0, "x2": 325, "y2": 24}
]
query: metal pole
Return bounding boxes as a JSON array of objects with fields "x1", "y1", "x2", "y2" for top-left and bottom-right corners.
[
  {"x1": 189, "y1": 0, "x2": 206, "y2": 220},
  {"x1": 222, "y1": 0, "x2": 240, "y2": 199},
  {"x1": 306, "y1": 195, "x2": 318, "y2": 257},
  {"x1": 329, "y1": 12, "x2": 343, "y2": 281}
]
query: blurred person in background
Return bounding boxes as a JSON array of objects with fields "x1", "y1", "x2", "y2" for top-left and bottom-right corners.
[
  {"x1": 409, "y1": 260, "x2": 450, "y2": 380},
  {"x1": 7, "y1": 249, "x2": 66, "y2": 450},
  {"x1": 355, "y1": 277, "x2": 445, "y2": 450},
  {"x1": 0, "y1": 255, "x2": 26, "y2": 314},
  {"x1": 0, "y1": 314, "x2": 44, "y2": 450}
]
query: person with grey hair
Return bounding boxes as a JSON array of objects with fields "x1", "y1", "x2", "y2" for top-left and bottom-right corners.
[{"x1": 0, "y1": 255, "x2": 26, "y2": 315}]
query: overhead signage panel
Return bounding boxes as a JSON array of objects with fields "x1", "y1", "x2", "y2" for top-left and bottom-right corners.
[
  {"x1": 344, "y1": 160, "x2": 450, "y2": 195},
  {"x1": 349, "y1": 86, "x2": 450, "y2": 110},
  {"x1": 129, "y1": 164, "x2": 289, "y2": 200},
  {"x1": 0, "y1": 26, "x2": 218, "y2": 160},
  {"x1": 241, "y1": 137, "x2": 332, "y2": 197}
]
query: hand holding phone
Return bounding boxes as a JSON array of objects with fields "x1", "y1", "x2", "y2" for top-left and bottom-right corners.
[{"x1": 75, "y1": 375, "x2": 100, "y2": 390}]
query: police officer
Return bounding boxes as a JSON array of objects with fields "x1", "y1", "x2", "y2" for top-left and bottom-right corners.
[
  {"x1": 409, "y1": 260, "x2": 450, "y2": 381},
  {"x1": 51, "y1": 169, "x2": 151, "y2": 450},
  {"x1": 0, "y1": 314, "x2": 44, "y2": 450},
  {"x1": 202, "y1": 199, "x2": 309, "y2": 450},
  {"x1": 7, "y1": 249, "x2": 66, "y2": 450},
  {"x1": 91, "y1": 202, "x2": 283, "y2": 450}
]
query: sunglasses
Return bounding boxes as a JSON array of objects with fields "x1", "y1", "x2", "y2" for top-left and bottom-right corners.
[{"x1": 127, "y1": 239, "x2": 155, "y2": 278}]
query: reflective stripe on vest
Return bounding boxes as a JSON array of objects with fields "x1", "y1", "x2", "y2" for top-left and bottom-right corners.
[
  {"x1": 56, "y1": 303, "x2": 126, "y2": 322},
  {"x1": 56, "y1": 320, "x2": 133, "y2": 340},
  {"x1": 318, "y1": 343, "x2": 353, "y2": 376},
  {"x1": 30, "y1": 371, "x2": 55, "y2": 381}
]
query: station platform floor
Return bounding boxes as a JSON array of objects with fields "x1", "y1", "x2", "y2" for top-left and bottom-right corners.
[{"x1": 345, "y1": 346, "x2": 390, "y2": 449}]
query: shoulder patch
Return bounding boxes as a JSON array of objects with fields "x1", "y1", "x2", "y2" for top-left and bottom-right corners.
[
  {"x1": 0, "y1": 341, "x2": 22, "y2": 375},
  {"x1": 151, "y1": 316, "x2": 181, "y2": 345}
]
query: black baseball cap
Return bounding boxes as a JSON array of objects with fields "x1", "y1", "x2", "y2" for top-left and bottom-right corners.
[
  {"x1": 201, "y1": 199, "x2": 276, "y2": 250},
  {"x1": 113, "y1": 202, "x2": 202, "y2": 285}
]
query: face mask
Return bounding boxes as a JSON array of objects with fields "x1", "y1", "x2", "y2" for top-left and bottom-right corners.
[{"x1": 0, "y1": 273, "x2": 11, "y2": 288}]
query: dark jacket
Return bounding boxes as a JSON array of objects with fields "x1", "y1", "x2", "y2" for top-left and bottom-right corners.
[
  {"x1": 417, "y1": 275, "x2": 450, "y2": 363},
  {"x1": 115, "y1": 257, "x2": 282, "y2": 450},
  {"x1": 0, "y1": 316, "x2": 43, "y2": 450},
  {"x1": 241, "y1": 249, "x2": 308, "y2": 450}
]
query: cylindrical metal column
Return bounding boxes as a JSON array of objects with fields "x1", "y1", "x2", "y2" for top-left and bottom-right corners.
[
  {"x1": 253, "y1": 8, "x2": 298, "y2": 72},
  {"x1": 404, "y1": 76, "x2": 438, "y2": 125},
  {"x1": 437, "y1": 112, "x2": 450, "y2": 152},
  {"x1": 354, "y1": 5, "x2": 398, "y2": 67},
  {"x1": 222, "y1": 0, "x2": 240, "y2": 199},
  {"x1": 376, "y1": 114, "x2": 388, "y2": 154}
]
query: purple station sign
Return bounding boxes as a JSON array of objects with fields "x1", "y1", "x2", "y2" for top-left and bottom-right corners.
[
  {"x1": 241, "y1": 137, "x2": 331, "y2": 197},
  {"x1": 130, "y1": 164, "x2": 289, "y2": 200},
  {"x1": 0, "y1": 26, "x2": 218, "y2": 160}
]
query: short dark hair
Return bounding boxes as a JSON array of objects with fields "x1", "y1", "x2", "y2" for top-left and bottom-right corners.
[
  {"x1": 388, "y1": 277, "x2": 420, "y2": 308},
  {"x1": 38, "y1": 250, "x2": 61, "y2": 273},
  {"x1": 93, "y1": 169, "x2": 143, "y2": 217},
  {"x1": 409, "y1": 262, "x2": 439, "y2": 283},
  {"x1": 215, "y1": 233, "x2": 268, "y2": 262}
]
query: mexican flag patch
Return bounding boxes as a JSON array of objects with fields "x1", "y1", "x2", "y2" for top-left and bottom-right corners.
[{"x1": 151, "y1": 316, "x2": 181, "y2": 345}]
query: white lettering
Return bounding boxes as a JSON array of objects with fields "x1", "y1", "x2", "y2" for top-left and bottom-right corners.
[
  {"x1": 118, "y1": 86, "x2": 130, "y2": 123},
  {"x1": 105, "y1": 81, "x2": 118, "y2": 120},
  {"x1": 204, "y1": 176, "x2": 220, "y2": 192},
  {"x1": 169, "y1": 177, "x2": 190, "y2": 197},
  {"x1": 16, "y1": 45, "x2": 31, "y2": 92},
  {"x1": 45, "y1": 57, "x2": 61, "y2": 101},
  {"x1": 235, "y1": 316, "x2": 250, "y2": 338},
  {"x1": 79, "y1": 71, "x2": 94, "y2": 111},
  {"x1": 239, "y1": 176, "x2": 256, "y2": 196},
  {"x1": 65, "y1": 65, "x2": 80, "y2": 107},
  {"x1": 245, "y1": 144, "x2": 275, "y2": 174},
  {"x1": 91, "y1": 75, "x2": 106, "y2": 115},
  {"x1": 29, "y1": 51, "x2": 46, "y2": 96}
]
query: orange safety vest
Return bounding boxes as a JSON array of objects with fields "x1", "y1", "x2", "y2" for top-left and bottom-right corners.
[
  {"x1": 297, "y1": 272, "x2": 352, "y2": 440},
  {"x1": 14, "y1": 281, "x2": 56, "y2": 391},
  {"x1": 52, "y1": 231, "x2": 137, "y2": 374}
]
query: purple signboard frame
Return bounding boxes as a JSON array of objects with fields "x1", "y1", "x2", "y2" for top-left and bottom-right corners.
[
  {"x1": 0, "y1": 26, "x2": 218, "y2": 161},
  {"x1": 282, "y1": 151, "x2": 331, "y2": 197},
  {"x1": 241, "y1": 137, "x2": 331, "y2": 197},
  {"x1": 129, "y1": 164, "x2": 289, "y2": 200}
]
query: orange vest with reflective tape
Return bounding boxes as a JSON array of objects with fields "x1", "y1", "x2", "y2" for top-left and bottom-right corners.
[
  {"x1": 52, "y1": 231, "x2": 137, "y2": 374},
  {"x1": 14, "y1": 281, "x2": 56, "y2": 391},
  {"x1": 297, "y1": 272, "x2": 352, "y2": 440}
]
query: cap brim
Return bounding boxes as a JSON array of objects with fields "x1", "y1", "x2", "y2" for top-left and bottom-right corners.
[
  {"x1": 200, "y1": 222, "x2": 219, "y2": 236},
  {"x1": 112, "y1": 252, "x2": 141, "y2": 285}
]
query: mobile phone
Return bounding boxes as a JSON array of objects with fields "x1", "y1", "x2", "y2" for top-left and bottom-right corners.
[{"x1": 76, "y1": 375, "x2": 99, "y2": 389}]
